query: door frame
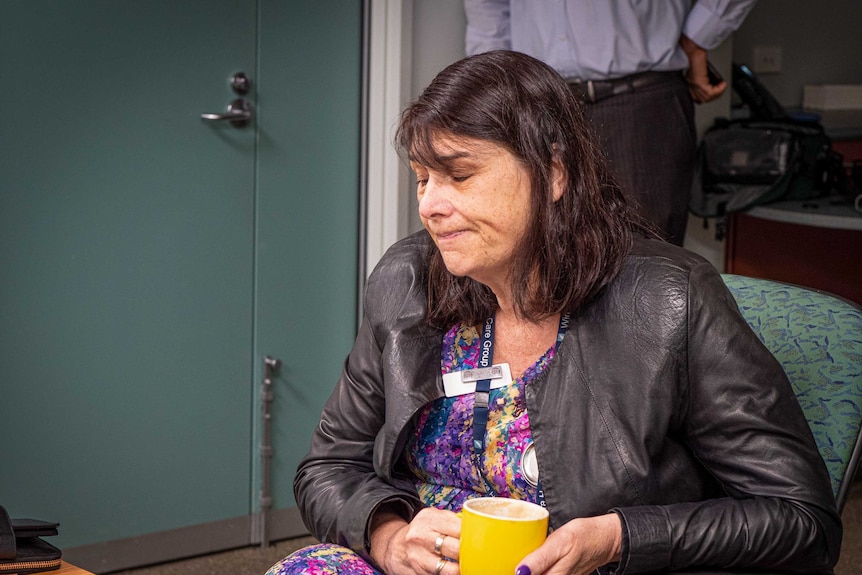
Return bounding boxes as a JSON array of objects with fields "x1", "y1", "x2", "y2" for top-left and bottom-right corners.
[{"x1": 365, "y1": 0, "x2": 414, "y2": 281}]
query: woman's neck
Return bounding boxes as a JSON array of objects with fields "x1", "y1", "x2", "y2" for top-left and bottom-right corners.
[{"x1": 490, "y1": 306, "x2": 561, "y2": 380}]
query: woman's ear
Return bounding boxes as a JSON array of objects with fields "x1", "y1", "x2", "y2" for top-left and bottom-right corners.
[{"x1": 550, "y1": 153, "x2": 566, "y2": 202}]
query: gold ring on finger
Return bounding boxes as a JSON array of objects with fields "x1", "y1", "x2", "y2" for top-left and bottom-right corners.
[{"x1": 435, "y1": 557, "x2": 447, "y2": 575}]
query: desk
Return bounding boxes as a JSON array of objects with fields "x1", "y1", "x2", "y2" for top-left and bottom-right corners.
[
  {"x1": 725, "y1": 196, "x2": 862, "y2": 305},
  {"x1": 56, "y1": 561, "x2": 96, "y2": 575}
]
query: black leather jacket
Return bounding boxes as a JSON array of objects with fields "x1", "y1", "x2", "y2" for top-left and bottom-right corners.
[{"x1": 295, "y1": 231, "x2": 841, "y2": 573}]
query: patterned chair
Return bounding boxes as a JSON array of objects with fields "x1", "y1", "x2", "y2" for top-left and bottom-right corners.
[{"x1": 722, "y1": 274, "x2": 862, "y2": 512}]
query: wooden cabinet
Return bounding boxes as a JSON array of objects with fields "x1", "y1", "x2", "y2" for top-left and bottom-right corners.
[{"x1": 725, "y1": 198, "x2": 862, "y2": 305}]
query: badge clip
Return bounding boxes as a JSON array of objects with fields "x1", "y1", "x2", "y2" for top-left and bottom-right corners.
[
  {"x1": 442, "y1": 363, "x2": 513, "y2": 398},
  {"x1": 460, "y1": 365, "x2": 503, "y2": 383}
]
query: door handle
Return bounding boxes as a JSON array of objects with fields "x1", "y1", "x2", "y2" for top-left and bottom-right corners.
[{"x1": 201, "y1": 98, "x2": 253, "y2": 128}]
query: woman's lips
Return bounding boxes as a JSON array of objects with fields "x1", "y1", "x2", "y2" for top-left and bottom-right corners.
[{"x1": 433, "y1": 229, "x2": 465, "y2": 242}]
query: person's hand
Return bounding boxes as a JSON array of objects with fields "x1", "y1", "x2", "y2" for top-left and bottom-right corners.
[
  {"x1": 369, "y1": 507, "x2": 462, "y2": 575},
  {"x1": 514, "y1": 513, "x2": 622, "y2": 575},
  {"x1": 679, "y1": 34, "x2": 727, "y2": 104}
]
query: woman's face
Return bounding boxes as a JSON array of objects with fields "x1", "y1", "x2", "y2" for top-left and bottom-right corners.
[{"x1": 413, "y1": 134, "x2": 533, "y2": 293}]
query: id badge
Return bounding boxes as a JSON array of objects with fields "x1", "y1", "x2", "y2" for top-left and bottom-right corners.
[{"x1": 442, "y1": 363, "x2": 513, "y2": 398}]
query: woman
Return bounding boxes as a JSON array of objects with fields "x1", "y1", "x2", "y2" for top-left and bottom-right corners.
[{"x1": 267, "y1": 51, "x2": 841, "y2": 575}]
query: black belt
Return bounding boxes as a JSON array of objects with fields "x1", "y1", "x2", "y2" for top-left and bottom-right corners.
[{"x1": 568, "y1": 71, "x2": 681, "y2": 104}]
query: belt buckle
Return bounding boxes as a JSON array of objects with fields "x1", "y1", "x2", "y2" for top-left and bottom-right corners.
[{"x1": 586, "y1": 80, "x2": 596, "y2": 103}]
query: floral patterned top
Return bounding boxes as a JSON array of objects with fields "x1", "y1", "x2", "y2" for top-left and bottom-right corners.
[{"x1": 405, "y1": 321, "x2": 560, "y2": 511}]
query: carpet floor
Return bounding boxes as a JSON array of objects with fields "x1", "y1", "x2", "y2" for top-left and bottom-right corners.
[{"x1": 113, "y1": 481, "x2": 862, "y2": 575}]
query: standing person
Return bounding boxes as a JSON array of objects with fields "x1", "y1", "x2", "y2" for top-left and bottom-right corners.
[
  {"x1": 463, "y1": 0, "x2": 758, "y2": 245},
  {"x1": 265, "y1": 51, "x2": 839, "y2": 575}
]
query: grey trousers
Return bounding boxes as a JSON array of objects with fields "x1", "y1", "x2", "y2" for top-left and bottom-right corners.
[{"x1": 583, "y1": 74, "x2": 696, "y2": 245}]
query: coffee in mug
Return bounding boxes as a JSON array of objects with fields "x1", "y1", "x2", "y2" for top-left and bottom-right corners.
[{"x1": 460, "y1": 497, "x2": 549, "y2": 575}]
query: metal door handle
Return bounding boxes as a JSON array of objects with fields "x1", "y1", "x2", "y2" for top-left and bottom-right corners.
[{"x1": 201, "y1": 98, "x2": 253, "y2": 128}]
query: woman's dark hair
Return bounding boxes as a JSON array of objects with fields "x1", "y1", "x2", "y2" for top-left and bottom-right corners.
[{"x1": 396, "y1": 50, "x2": 657, "y2": 328}]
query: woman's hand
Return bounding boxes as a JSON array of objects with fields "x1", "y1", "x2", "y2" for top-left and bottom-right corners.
[
  {"x1": 370, "y1": 507, "x2": 462, "y2": 575},
  {"x1": 515, "y1": 513, "x2": 622, "y2": 575}
]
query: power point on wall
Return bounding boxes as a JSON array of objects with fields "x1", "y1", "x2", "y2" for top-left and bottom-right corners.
[{"x1": 752, "y1": 45, "x2": 782, "y2": 74}]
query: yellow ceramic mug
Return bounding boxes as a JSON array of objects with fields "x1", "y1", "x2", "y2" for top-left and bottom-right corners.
[{"x1": 460, "y1": 497, "x2": 549, "y2": 575}]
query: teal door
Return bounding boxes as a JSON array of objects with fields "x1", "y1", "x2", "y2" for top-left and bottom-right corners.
[
  {"x1": 254, "y1": 1, "x2": 362, "y2": 518},
  {"x1": 0, "y1": 0, "x2": 360, "y2": 567}
]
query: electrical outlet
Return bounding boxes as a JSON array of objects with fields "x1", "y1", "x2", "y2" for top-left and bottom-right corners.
[{"x1": 752, "y1": 45, "x2": 782, "y2": 74}]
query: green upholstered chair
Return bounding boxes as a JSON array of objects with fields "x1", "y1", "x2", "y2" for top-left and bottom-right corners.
[{"x1": 722, "y1": 274, "x2": 862, "y2": 512}]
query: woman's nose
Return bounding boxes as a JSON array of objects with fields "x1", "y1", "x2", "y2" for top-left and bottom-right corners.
[{"x1": 418, "y1": 177, "x2": 453, "y2": 220}]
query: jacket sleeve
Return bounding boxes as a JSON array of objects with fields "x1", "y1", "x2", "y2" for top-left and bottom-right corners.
[
  {"x1": 613, "y1": 262, "x2": 842, "y2": 573},
  {"x1": 293, "y1": 235, "x2": 431, "y2": 563}
]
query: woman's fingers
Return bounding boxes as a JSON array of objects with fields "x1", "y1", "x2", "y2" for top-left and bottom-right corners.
[{"x1": 412, "y1": 507, "x2": 462, "y2": 558}]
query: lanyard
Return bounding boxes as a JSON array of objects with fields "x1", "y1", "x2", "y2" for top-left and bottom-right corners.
[
  {"x1": 471, "y1": 315, "x2": 496, "y2": 455},
  {"x1": 471, "y1": 312, "x2": 570, "y2": 504}
]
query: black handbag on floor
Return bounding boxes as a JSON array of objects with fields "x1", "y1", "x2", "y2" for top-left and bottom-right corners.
[{"x1": 0, "y1": 506, "x2": 62, "y2": 574}]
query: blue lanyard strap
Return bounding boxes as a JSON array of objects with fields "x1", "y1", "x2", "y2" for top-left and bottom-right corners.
[
  {"x1": 471, "y1": 316, "x2": 496, "y2": 453},
  {"x1": 471, "y1": 313, "x2": 570, "y2": 498}
]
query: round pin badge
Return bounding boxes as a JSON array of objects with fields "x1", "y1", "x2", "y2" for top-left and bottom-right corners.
[{"x1": 520, "y1": 443, "x2": 539, "y2": 487}]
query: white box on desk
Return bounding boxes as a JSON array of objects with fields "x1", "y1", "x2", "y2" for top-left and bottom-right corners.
[{"x1": 803, "y1": 84, "x2": 862, "y2": 110}]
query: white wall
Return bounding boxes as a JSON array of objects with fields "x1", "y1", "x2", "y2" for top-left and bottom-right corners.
[
  {"x1": 411, "y1": 0, "x2": 467, "y2": 97},
  {"x1": 732, "y1": 0, "x2": 862, "y2": 108}
]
